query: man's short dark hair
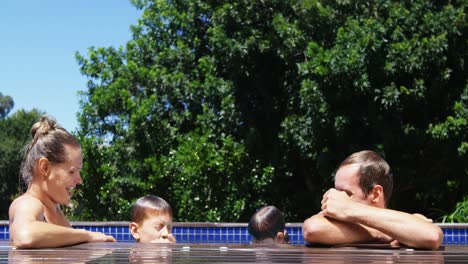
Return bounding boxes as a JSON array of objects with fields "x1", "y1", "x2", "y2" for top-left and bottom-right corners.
[{"x1": 339, "y1": 150, "x2": 394, "y2": 206}]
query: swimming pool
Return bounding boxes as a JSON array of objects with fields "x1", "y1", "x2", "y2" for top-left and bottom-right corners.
[
  {"x1": 2, "y1": 241, "x2": 468, "y2": 263},
  {"x1": 0, "y1": 221, "x2": 467, "y2": 245}
]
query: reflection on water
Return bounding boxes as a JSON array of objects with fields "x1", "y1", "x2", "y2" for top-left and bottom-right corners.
[
  {"x1": 0, "y1": 242, "x2": 460, "y2": 263},
  {"x1": 300, "y1": 247, "x2": 445, "y2": 264},
  {"x1": 129, "y1": 244, "x2": 172, "y2": 263},
  {"x1": 8, "y1": 246, "x2": 115, "y2": 264}
]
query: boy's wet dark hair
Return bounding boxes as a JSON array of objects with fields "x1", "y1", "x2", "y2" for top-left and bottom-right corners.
[
  {"x1": 131, "y1": 195, "x2": 173, "y2": 225},
  {"x1": 248, "y1": 205, "x2": 288, "y2": 243}
]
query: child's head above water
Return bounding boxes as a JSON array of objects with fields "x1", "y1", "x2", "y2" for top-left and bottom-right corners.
[
  {"x1": 248, "y1": 205, "x2": 289, "y2": 244},
  {"x1": 129, "y1": 195, "x2": 176, "y2": 243}
]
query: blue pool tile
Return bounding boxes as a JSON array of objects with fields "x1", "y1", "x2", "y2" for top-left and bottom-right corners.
[
  {"x1": 1, "y1": 223, "x2": 467, "y2": 244},
  {"x1": 445, "y1": 235, "x2": 453, "y2": 244},
  {"x1": 445, "y1": 228, "x2": 453, "y2": 236},
  {"x1": 460, "y1": 234, "x2": 466, "y2": 244},
  {"x1": 208, "y1": 234, "x2": 215, "y2": 242},
  {"x1": 465, "y1": 229, "x2": 468, "y2": 244}
]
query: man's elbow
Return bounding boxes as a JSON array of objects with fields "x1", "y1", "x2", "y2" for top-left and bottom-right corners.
[
  {"x1": 424, "y1": 227, "x2": 444, "y2": 250},
  {"x1": 302, "y1": 217, "x2": 323, "y2": 243},
  {"x1": 412, "y1": 226, "x2": 443, "y2": 250},
  {"x1": 12, "y1": 229, "x2": 36, "y2": 249}
]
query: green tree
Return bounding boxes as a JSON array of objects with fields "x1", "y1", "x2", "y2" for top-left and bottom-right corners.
[
  {"x1": 0, "y1": 92, "x2": 14, "y2": 119},
  {"x1": 0, "y1": 108, "x2": 43, "y2": 219},
  {"x1": 75, "y1": 0, "x2": 467, "y2": 222},
  {"x1": 288, "y1": 0, "x2": 467, "y2": 219}
]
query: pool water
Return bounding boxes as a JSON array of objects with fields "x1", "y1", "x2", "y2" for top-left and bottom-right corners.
[{"x1": 2, "y1": 241, "x2": 468, "y2": 263}]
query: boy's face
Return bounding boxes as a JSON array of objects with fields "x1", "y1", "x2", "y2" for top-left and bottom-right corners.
[{"x1": 131, "y1": 213, "x2": 175, "y2": 243}]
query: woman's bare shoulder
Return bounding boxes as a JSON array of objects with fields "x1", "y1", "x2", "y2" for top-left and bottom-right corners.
[{"x1": 9, "y1": 194, "x2": 44, "y2": 222}]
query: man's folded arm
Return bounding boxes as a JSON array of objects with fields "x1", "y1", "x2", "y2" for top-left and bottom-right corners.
[{"x1": 302, "y1": 214, "x2": 392, "y2": 245}]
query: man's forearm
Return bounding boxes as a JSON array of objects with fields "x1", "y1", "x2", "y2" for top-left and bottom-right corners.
[
  {"x1": 348, "y1": 205, "x2": 443, "y2": 249},
  {"x1": 303, "y1": 214, "x2": 392, "y2": 245}
]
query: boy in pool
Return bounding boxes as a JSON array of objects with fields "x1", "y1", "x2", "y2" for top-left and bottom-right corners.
[
  {"x1": 129, "y1": 195, "x2": 176, "y2": 243},
  {"x1": 248, "y1": 205, "x2": 289, "y2": 244}
]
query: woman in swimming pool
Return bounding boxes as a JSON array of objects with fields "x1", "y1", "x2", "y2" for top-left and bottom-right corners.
[{"x1": 9, "y1": 115, "x2": 116, "y2": 248}]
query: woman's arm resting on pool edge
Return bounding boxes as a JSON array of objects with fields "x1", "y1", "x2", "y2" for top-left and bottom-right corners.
[{"x1": 9, "y1": 198, "x2": 115, "y2": 248}]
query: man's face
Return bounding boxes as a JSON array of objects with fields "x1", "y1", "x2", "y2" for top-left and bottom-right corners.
[{"x1": 334, "y1": 164, "x2": 373, "y2": 205}]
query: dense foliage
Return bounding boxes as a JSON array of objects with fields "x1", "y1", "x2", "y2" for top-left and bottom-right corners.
[
  {"x1": 0, "y1": 93, "x2": 43, "y2": 219},
  {"x1": 74, "y1": 0, "x2": 467, "y2": 222}
]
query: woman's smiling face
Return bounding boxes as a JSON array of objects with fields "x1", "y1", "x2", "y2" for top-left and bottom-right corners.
[{"x1": 46, "y1": 145, "x2": 83, "y2": 205}]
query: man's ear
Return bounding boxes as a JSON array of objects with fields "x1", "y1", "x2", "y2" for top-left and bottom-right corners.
[
  {"x1": 370, "y1": 185, "x2": 384, "y2": 206},
  {"x1": 37, "y1": 157, "x2": 49, "y2": 178},
  {"x1": 129, "y1": 222, "x2": 140, "y2": 241}
]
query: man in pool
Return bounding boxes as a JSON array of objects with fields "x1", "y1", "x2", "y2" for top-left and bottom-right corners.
[
  {"x1": 302, "y1": 150, "x2": 443, "y2": 250},
  {"x1": 129, "y1": 195, "x2": 176, "y2": 243}
]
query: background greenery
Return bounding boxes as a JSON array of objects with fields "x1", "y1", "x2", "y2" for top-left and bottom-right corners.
[
  {"x1": 1, "y1": 0, "x2": 467, "y2": 222},
  {"x1": 0, "y1": 93, "x2": 43, "y2": 217}
]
